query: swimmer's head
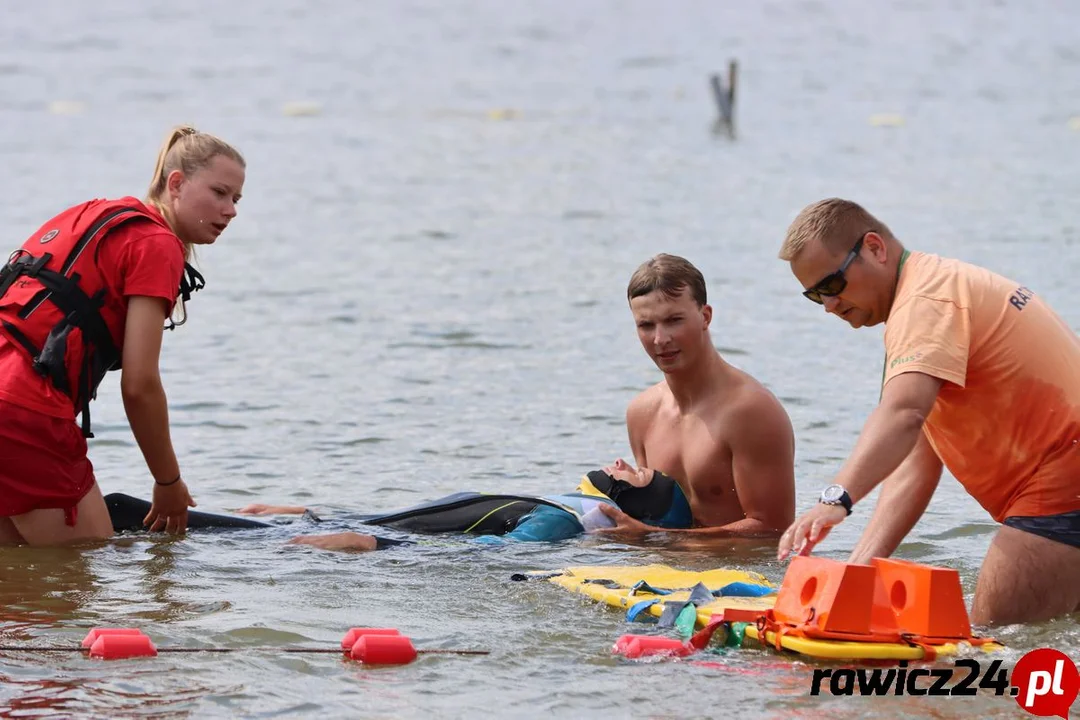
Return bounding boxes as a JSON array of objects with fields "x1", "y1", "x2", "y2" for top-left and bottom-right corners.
[{"x1": 581, "y1": 469, "x2": 691, "y2": 529}]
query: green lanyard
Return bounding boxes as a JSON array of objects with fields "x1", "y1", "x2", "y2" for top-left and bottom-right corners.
[{"x1": 880, "y1": 249, "x2": 911, "y2": 397}]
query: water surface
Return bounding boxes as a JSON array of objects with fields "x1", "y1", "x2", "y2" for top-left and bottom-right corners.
[{"x1": 1, "y1": 0, "x2": 1078, "y2": 717}]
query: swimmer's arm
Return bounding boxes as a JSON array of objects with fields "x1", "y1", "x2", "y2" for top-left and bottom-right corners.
[
  {"x1": 287, "y1": 532, "x2": 378, "y2": 551},
  {"x1": 847, "y1": 430, "x2": 942, "y2": 564},
  {"x1": 236, "y1": 503, "x2": 309, "y2": 515},
  {"x1": 287, "y1": 532, "x2": 414, "y2": 552}
]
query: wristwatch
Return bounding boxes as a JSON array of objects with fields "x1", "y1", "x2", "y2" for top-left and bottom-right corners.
[{"x1": 819, "y1": 484, "x2": 853, "y2": 515}]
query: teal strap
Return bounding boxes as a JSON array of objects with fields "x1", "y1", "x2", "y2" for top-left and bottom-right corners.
[
  {"x1": 725, "y1": 622, "x2": 748, "y2": 648},
  {"x1": 675, "y1": 604, "x2": 698, "y2": 638}
]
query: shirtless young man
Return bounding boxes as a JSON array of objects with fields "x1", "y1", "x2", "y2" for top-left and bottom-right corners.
[
  {"x1": 775, "y1": 198, "x2": 1080, "y2": 626},
  {"x1": 596, "y1": 254, "x2": 796, "y2": 537}
]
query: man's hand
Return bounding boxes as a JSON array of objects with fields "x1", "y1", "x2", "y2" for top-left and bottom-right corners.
[
  {"x1": 603, "y1": 458, "x2": 654, "y2": 488},
  {"x1": 776, "y1": 503, "x2": 848, "y2": 560},
  {"x1": 286, "y1": 532, "x2": 379, "y2": 551},
  {"x1": 592, "y1": 504, "x2": 660, "y2": 535},
  {"x1": 143, "y1": 478, "x2": 196, "y2": 534}
]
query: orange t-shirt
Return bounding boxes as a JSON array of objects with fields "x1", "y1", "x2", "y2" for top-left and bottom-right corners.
[{"x1": 883, "y1": 251, "x2": 1080, "y2": 522}]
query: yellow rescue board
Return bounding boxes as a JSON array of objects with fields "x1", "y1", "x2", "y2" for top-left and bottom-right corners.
[{"x1": 539, "y1": 564, "x2": 1003, "y2": 661}]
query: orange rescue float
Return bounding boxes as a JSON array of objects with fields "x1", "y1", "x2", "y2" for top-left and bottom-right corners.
[{"x1": 737, "y1": 556, "x2": 993, "y2": 660}]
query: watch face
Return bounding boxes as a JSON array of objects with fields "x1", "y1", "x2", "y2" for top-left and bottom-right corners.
[{"x1": 822, "y1": 485, "x2": 844, "y2": 503}]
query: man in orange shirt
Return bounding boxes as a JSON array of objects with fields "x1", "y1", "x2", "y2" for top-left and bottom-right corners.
[{"x1": 775, "y1": 198, "x2": 1080, "y2": 626}]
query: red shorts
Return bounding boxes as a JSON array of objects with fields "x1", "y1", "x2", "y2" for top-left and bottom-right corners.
[{"x1": 0, "y1": 399, "x2": 96, "y2": 520}]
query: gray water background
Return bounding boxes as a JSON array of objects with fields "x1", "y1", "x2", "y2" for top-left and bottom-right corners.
[{"x1": 1, "y1": 0, "x2": 1078, "y2": 717}]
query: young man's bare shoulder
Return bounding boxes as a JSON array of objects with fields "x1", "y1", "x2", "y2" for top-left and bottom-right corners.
[
  {"x1": 726, "y1": 373, "x2": 794, "y2": 438},
  {"x1": 626, "y1": 382, "x2": 668, "y2": 422}
]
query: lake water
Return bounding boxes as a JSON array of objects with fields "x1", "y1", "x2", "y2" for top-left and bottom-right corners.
[{"x1": 1, "y1": 0, "x2": 1078, "y2": 717}]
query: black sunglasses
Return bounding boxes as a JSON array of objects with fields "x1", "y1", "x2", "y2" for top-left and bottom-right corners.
[{"x1": 802, "y1": 234, "x2": 866, "y2": 304}]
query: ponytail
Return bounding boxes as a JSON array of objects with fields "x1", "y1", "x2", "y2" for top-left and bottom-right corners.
[
  {"x1": 146, "y1": 125, "x2": 198, "y2": 207},
  {"x1": 143, "y1": 124, "x2": 246, "y2": 260}
]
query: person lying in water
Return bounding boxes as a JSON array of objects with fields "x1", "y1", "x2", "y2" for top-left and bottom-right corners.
[
  {"x1": 103, "y1": 467, "x2": 697, "y2": 551},
  {"x1": 105, "y1": 254, "x2": 794, "y2": 552}
]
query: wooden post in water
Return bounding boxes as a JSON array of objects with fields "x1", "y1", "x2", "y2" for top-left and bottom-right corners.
[{"x1": 710, "y1": 59, "x2": 738, "y2": 138}]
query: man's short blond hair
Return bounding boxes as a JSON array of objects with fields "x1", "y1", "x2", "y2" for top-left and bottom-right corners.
[{"x1": 778, "y1": 198, "x2": 894, "y2": 261}]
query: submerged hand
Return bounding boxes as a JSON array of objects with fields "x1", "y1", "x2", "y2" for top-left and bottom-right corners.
[
  {"x1": 776, "y1": 504, "x2": 848, "y2": 561},
  {"x1": 286, "y1": 532, "x2": 379, "y2": 552},
  {"x1": 592, "y1": 504, "x2": 659, "y2": 535},
  {"x1": 144, "y1": 478, "x2": 196, "y2": 534}
]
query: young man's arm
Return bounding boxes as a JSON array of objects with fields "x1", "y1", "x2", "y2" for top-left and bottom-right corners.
[
  {"x1": 712, "y1": 392, "x2": 796, "y2": 535},
  {"x1": 665, "y1": 393, "x2": 795, "y2": 537},
  {"x1": 598, "y1": 392, "x2": 796, "y2": 537}
]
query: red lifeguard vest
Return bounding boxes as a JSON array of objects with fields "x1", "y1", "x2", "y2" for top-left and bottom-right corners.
[{"x1": 0, "y1": 197, "x2": 203, "y2": 437}]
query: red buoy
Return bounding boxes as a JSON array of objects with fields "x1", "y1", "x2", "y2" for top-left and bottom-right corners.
[
  {"x1": 89, "y1": 633, "x2": 158, "y2": 660},
  {"x1": 613, "y1": 634, "x2": 638, "y2": 654},
  {"x1": 615, "y1": 635, "x2": 691, "y2": 659},
  {"x1": 81, "y1": 628, "x2": 144, "y2": 648},
  {"x1": 339, "y1": 627, "x2": 401, "y2": 652},
  {"x1": 349, "y1": 634, "x2": 417, "y2": 665}
]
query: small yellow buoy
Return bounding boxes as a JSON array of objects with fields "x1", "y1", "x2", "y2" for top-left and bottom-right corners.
[
  {"x1": 282, "y1": 102, "x2": 322, "y2": 117},
  {"x1": 869, "y1": 113, "x2": 904, "y2": 127},
  {"x1": 48, "y1": 101, "x2": 85, "y2": 115},
  {"x1": 486, "y1": 108, "x2": 520, "y2": 121}
]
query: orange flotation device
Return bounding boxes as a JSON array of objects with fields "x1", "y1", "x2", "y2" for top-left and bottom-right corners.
[{"x1": 722, "y1": 556, "x2": 997, "y2": 661}]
